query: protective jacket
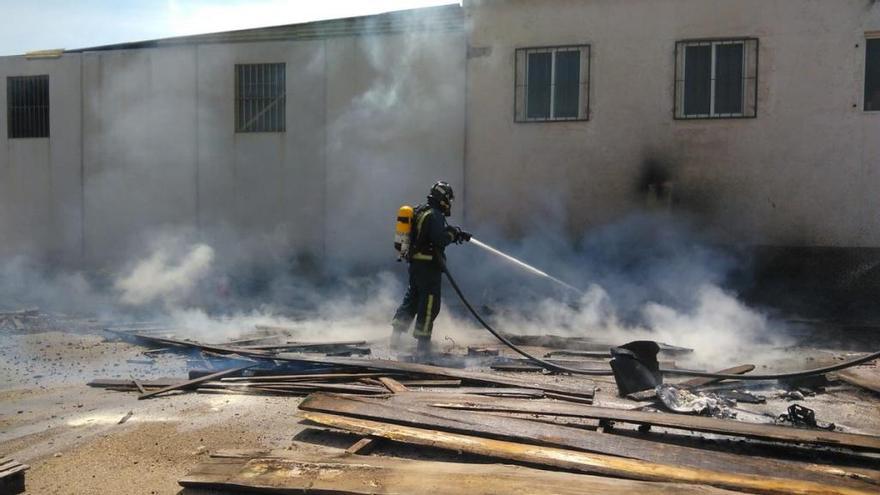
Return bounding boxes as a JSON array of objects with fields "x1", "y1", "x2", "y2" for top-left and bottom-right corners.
[{"x1": 409, "y1": 203, "x2": 456, "y2": 262}]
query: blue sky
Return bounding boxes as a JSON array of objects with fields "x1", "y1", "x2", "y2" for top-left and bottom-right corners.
[{"x1": 0, "y1": 0, "x2": 456, "y2": 56}]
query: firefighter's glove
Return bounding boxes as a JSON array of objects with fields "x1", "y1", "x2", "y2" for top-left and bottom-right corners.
[{"x1": 450, "y1": 227, "x2": 471, "y2": 244}]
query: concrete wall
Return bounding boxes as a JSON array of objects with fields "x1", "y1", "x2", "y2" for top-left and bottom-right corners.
[
  {"x1": 324, "y1": 32, "x2": 466, "y2": 265},
  {"x1": 464, "y1": 0, "x2": 880, "y2": 247},
  {"x1": 0, "y1": 54, "x2": 82, "y2": 263},
  {"x1": 0, "y1": 28, "x2": 465, "y2": 268},
  {"x1": 6, "y1": 0, "x2": 876, "y2": 270},
  {"x1": 82, "y1": 47, "x2": 200, "y2": 264}
]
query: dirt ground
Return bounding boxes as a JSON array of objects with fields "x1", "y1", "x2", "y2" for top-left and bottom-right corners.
[
  {"x1": 1, "y1": 327, "x2": 879, "y2": 494},
  {"x1": 0, "y1": 331, "x2": 309, "y2": 495}
]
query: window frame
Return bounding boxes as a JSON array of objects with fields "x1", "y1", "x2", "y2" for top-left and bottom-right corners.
[
  {"x1": 234, "y1": 63, "x2": 287, "y2": 133},
  {"x1": 674, "y1": 37, "x2": 759, "y2": 120},
  {"x1": 865, "y1": 37, "x2": 880, "y2": 112},
  {"x1": 514, "y1": 44, "x2": 591, "y2": 123},
  {"x1": 6, "y1": 74, "x2": 50, "y2": 139}
]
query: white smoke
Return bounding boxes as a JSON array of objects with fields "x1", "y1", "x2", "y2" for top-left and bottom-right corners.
[{"x1": 115, "y1": 243, "x2": 214, "y2": 307}]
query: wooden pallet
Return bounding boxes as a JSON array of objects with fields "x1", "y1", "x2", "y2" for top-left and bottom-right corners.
[{"x1": 0, "y1": 458, "x2": 29, "y2": 495}]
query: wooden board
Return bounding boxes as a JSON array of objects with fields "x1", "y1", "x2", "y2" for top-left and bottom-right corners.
[
  {"x1": 179, "y1": 451, "x2": 741, "y2": 494},
  {"x1": 397, "y1": 379, "x2": 461, "y2": 387},
  {"x1": 410, "y1": 387, "x2": 544, "y2": 398},
  {"x1": 301, "y1": 411, "x2": 871, "y2": 495},
  {"x1": 344, "y1": 437, "x2": 377, "y2": 454},
  {"x1": 378, "y1": 377, "x2": 409, "y2": 393},
  {"x1": 88, "y1": 378, "x2": 181, "y2": 388},
  {"x1": 546, "y1": 349, "x2": 612, "y2": 358},
  {"x1": 0, "y1": 458, "x2": 28, "y2": 495},
  {"x1": 130, "y1": 379, "x2": 146, "y2": 394},
  {"x1": 138, "y1": 366, "x2": 252, "y2": 400},
  {"x1": 837, "y1": 369, "x2": 880, "y2": 394},
  {"x1": 275, "y1": 355, "x2": 595, "y2": 398},
  {"x1": 209, "y1": 381, "x2": 387, "y2": 394},
  {"x1": 220, "y1": 372, "x2": 395, "y2": 383},
  {"x1": 506, "y1": 335, "x2": 692, "y2": 355},
  {"x1": 298, "y1": 393, "x2": 874, "y2": 489},
  {"x1": 395, "y1": 393, "x2": 880, "y2": 453},
  {"x1": 241, "y1": 340, "x2": 367, "y2": 350},
  {"x1": 103, "y1": 329, "x2": 273, "y2": 357},
  {"x1": 678, "y1": 365, "x2": 755, "y2": 388}
]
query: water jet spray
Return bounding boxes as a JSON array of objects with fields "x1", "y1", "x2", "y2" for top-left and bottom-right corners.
[{"x1": 469, "y1": 238, "x2": 582, "y2": 294}]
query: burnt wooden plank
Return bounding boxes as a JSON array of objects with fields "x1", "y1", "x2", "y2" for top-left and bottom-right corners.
[
  {"x1": 301, "y1": 411, "x2": 869, "y2": 495},
  {"x1": 103, "y1": 329, "x2": 273, "y2": 358},
  {"x1": 88, "y1": 378, "x2": 180, "y2": 388},
  {"x1": 275, "y1": 356, "x2": 595, "y2": 398},
  {"x1": 221, "y1": 372, "x2": 394, "y2": 383},
  {"x1": 180, "y1": 452, "x2": 741, "y2": 494},
  {"x1": 837, "y1": 369, "x2": 880, "y2": 394},
  {"x1": 679, "y1": 365, "x2": 755, "y2": 389},
  {"x1": 138, "y1": 366, "x2": 253, "y2": 400},
  {"x1": 299, "y1": 393, "x2": 875, "y2": 489},
  {"x1": 345, "y1": 437, "x2": 377, "y2": 454},
  {"x1": 130, "y1": 378, "x2": 146, "y2": 394},
  {"x1": 241, "y1": 340, "x2": 367, "y2": 351},
  {"x1": 213, "y1": 382, "x2": 387, "y2": 394},
  {"x1": 399, "y1": 394, "x2": 880, "y2": 453},
  {"x1": 546, "y1": 349, "x2": 612, "y2": 358},
  {"x1": 378, "y1": 377, "x2": 409, "y2": 394},
  {"x1": 411, "y1": 387, "x2": 543, "y2": 398},
  {"x1": 397, "y1": 379, "x2": 461, "y2": 387}
]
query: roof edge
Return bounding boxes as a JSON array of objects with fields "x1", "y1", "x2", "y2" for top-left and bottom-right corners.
[{"x1": 67, "y1": 3, "x2": 463, "y2": 53}]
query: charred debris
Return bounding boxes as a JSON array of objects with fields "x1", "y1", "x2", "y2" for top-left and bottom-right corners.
[{"x1": 25, "y1": 317, "x2": 868, "y2": 495}]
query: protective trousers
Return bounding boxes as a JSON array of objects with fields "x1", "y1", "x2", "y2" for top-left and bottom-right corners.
[{"x1": 391, "y1": 259, "x2": 442, "y2": 340}]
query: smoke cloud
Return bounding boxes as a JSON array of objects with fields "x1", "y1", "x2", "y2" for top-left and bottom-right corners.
[{"x1": 115, "y1": 242, "x2": 214, "y2": 307}]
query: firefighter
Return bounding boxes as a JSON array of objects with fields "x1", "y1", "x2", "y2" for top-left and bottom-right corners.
[{"x1": 391, "y1": 181, "x2": 470, "y2": 356}]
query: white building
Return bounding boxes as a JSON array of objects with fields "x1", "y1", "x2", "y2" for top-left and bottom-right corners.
[{"x1": 1, "y1": 1, "x2": 879, "y2": 270}]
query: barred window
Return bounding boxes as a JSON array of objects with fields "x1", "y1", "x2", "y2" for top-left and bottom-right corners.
[
  {"x1": 675, "y1": 39, "x2": 758, "y2": 119},
  {"x1": 7, "y1": 75, "x2": 49, "y2": 138},
  {"x1": 515, "y1": 45, "x2": 589, "y2": 122},
  {"x1": 235, "y1": 63, "x2": 285, "y2": 132},
  {"x1": 866, "y1": 38, "x2": 880, "y2": 111}
]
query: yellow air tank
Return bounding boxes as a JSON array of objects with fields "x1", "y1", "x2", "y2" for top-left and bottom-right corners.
[{"x1": 394, "y1": 205, "x2": 414, "y2": 261}]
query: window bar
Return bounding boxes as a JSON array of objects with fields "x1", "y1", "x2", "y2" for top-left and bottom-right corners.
[
  {"x1": 709, "y1": 42, "x2": 717, "y2": 117},
  {"x1": 741, "y1": 42, "x2": 747, "y2": 117},
  {"x1": 260, "y1": 64, "x2": 266, "y2": 132},
  {"x1": 39, "y1": 77, "x2": 44, "y2": 137},
  {"x1": 36, "y1": 77, "x2": 40, "y2": 136},
  {"x1": 245, "y1": 66, "x2": 251, "y2": 131},
  {"x1": 9, "y1": 78, "x2": 14, "y2": 138},
  {"x1": 524, "y1": 52, "x2": 530, "y2": 120},
  {"x1": 279, "y1": 65, "x2": 283, "y2": 130},
  {"x1": 267, "y1": 65, "x2": 273, "y2": 131},
  {"x1": 36, "y1": 77, "x2": 41, "y2": 135},
  {"x1": 260, "y1": 64, "x2": 263, "y2": 130},
  {"x1": 234, "y1": 67, "x2": 239, "y2": 131},
  {"x1": 31, "y1": 78, "x2": 36, "y2": 136},
  {"x1": 549, "y1": 49, "x2": 556, "y2": 120},
  {"x1": 245, "y1": 65, "x2": 250, "y2": 131},
  {"x1": 681, "y1": 44, "x2": 687, "y2": 118}
]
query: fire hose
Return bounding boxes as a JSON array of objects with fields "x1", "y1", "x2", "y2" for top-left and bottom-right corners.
[{"x1": 442, "y1": 265, "x2": 880, "y2": 380}]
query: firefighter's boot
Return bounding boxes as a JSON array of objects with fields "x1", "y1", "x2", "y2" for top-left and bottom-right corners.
[{"x1": 415, "y1": 337, "x2": 432, "y2": 359}]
